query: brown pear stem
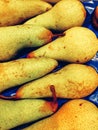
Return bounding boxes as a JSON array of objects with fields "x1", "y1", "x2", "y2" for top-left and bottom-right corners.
[
  {"x1": 92, "y1": 6, "x2": 98, "y2": 29},
  {"x1": 50, "y1": 85, "x2": 57, "y2": 104},
  {"x1": 52, "y1": 33, "x2": 65, "y2": 39},
  {"x1": 0, "y1": 94, "x2": 17, "y2": 99},
  {"x1": 50, "y1": 85, "x2": 58, "y2": 112}
]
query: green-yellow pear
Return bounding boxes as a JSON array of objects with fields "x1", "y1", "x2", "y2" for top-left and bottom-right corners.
[
  {"x1": 97, "y1": 38, "x2": 98, "y2": 51},
  {"x1": 16, "y1": 63, "x2": 98, "y2": 99},
  {"x1": 37, "y1": 0, "x2": 61, "y2": 4},
  {"x1": 0, "y1": 0, "x2": 52, "y2": 26},
  {"x1": 23, "y1": 99, "x2": 98, "y2": 130},
  {"x1": 24, "y1": 0, "x2": 86, "y2": 31},
  {"x1": 0, "y1": 97, "x2": 58, "y2": 130},
  {"x1": 0, "y1": 24, "x2": 53, "y2": 62},
  {"x1": 27, "y1": 27, "x2": 98, "y2": 63},
  {"x1": 0, "y1": 57, "x2": 58, "y2": 93}
]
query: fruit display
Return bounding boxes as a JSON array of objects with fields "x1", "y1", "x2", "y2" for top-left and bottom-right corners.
[
  {"x1": 23, "y1": 99, "x2": 98, "y2": 130},
  {"x1": 0, "y1": 0, "x2": 52, "y2": 26},
  {"x1": 0, "y1": 0, "x2": 98, "y2": 129}
]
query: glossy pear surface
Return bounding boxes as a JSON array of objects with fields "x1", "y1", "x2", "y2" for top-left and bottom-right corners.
[
  {"x1": 16, "y1": 64, "x2": 98, "y2": 99},
  {"x1": 25, "y1": 0, "x2": 86, "y2": 31},
  {"x1": 0, "y1": 57, "x2": 58, "y2": 92},
  {"x1": 23, "y1": 99, "x2": 98, "y2": 130},
  {"x1": 0, "y1": 98, "x2": 57, "y2": 130},
  {"x1": 28, "y1": 27, "x2": 98, "y2": 63},
  {"x1": 0, "y1": 0, "x2": 52, "y2": 26},
  {"x1": 0, "y1": 25, "x2": 53, "y2": 61}
]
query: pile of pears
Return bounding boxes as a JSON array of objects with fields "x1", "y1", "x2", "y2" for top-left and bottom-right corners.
[{"x1": 0, "y1": 0, "x2": 98, "y2": 129}]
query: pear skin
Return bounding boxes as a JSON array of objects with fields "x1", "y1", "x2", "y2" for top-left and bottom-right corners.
[
  {"x1": 37, "y1": 0, "x2": 61, "y2": 4},
  {"x1": 23, "y1": 99, "x2": 98, "y2": 130},
  {"x1": 0, "y1": 57, "x2": 58, "y2": 92},
  {"x1": 16, "y1": 64, "x2": 98, "y2": 99},
  {"x1": 27, "y1": 27, "x2": 98, "y2": 63},
  {"x1": 0, "y1": 0, "x2": 52, "y2": 26},
  {"x1": 0, "y1": 97, "x2": 58, "y2": 130},
  {"x1": 24, "y1": 0, "x2": 86, "y2": 31},
  {"x1": 0, "y1": 24, "x2": 53, "y2": 61}
]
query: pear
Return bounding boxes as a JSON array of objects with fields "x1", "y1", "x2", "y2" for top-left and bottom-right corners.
[
  {"x1": 23, "y1": 99, "x2": 98, "y2": 130},
  {"x1": 16, "y1": 63, "x2": 98, "y2": 99},
  {"x1": 0, "y1": 0, "x2": 52, "y2": 26},
  {"x1": 37, "y1": 0, "x2": 61, "y2": 4},
  {"x1": 27, "y1": 27, "x2": 98, "y2": 63},
  {"x1": 0, "y1": 97, "x2": 58, "y2": 130},
  {"x1": 0, "y1": 24, "x2": 53, "y2": 61},
  {"x1": 0, "y1": 57, "x2": 58, "y2": 92},
  {"x1": 24, "y1": 0, "x2": 86, "y2": 31}
]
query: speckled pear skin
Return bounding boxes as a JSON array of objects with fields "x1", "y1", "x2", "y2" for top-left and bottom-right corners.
[
  {"x1": 16, "y1": 63, "x2": 98, "y2": 99},
  {"x1": 0, "y1": 57, "x2": 58, "y2": 92},
  {"x1": 27, "y1": 27, "x2": 98, "y2": 63},
  {"x1": 23, "y1": 99, "x2": 98, "y2": 130},
  {"x1": 0, "y1": 0, "x2": 52, "y2": 27},
  {"x1": 0, "y1": 98, "x2": 58, "y2": 130},
  {"x1": 25, "y1": 0, "x2": 86, "y2": 31},
  {"x1": 0, "y1": 24, "x2": 53, "y2": 62},
  {"x1": 37, "y1": 0, "x2": 61, "y2": 4}
]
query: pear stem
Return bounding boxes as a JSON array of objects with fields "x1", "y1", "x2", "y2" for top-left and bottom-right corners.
[
  {"x1": 50, "y1": 85, "x2": 58, "y2": 112},
  {"x1": 0, "y1": 94, "x2": 17, "y2": 100},
  {"x1": 50, "y1": 85, "x2": 57, "y2": 104},
  {"x1": 52, "y1": 33, "x2": 65, "y2": 40}
]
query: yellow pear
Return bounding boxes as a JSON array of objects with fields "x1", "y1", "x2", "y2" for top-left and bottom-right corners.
[
  {"x1": 16, "y1": 63, "x2": 98, "y2": 99},
  {"x1": 23, "y1": 99, "x2": 98, "y2": 130},
  {"x1": 0, "y1": 24, "x2": 53, "y2": 62},
  {"x1": 0, "y1": 57, "x2": 58, "y2": 92},
  {"x1": 0, "y1": 0, "x2": 52, "y2": 26},
  {"x1": 27, "y1": 27, "x2": 98, "y2": 63},
  {"x1": 24, "y1": 0, "x2": 86, "y2": 31},
  {"x1": 0, "y1": 97, "x2": 58, "y2": 130},
  {"x1": 37, "y1": 0, "x2": 61, "y2": 4}
]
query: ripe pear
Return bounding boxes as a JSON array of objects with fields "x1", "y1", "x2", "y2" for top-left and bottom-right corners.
[
  {"x1": 0, "y1": 97, "x2": 58, "y2": 130},
  {"x1": 0, "y1": 24, "x2": 53, "y2": 62},
  {"x1": 23, "y1": 99, "x2": 98, "y2": 130},
  {"x1": 16, "y1": 63, "x2": 98, "y2": 99},
  {"x1": 37, "y1": 0, "x2": 61, "y2": 4},
  {"x1": 0, "y1": 0, "x2": 52, "y2": 26},
  {"x1": 27, "y1": 27, "x2": 98, "y2": 63},
  {"x1": 0, "y1": 57, "x2": 58, "y2": 92},
  {"x1": 24, "y1": 0, "x2": 86, "y2": 31}
]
